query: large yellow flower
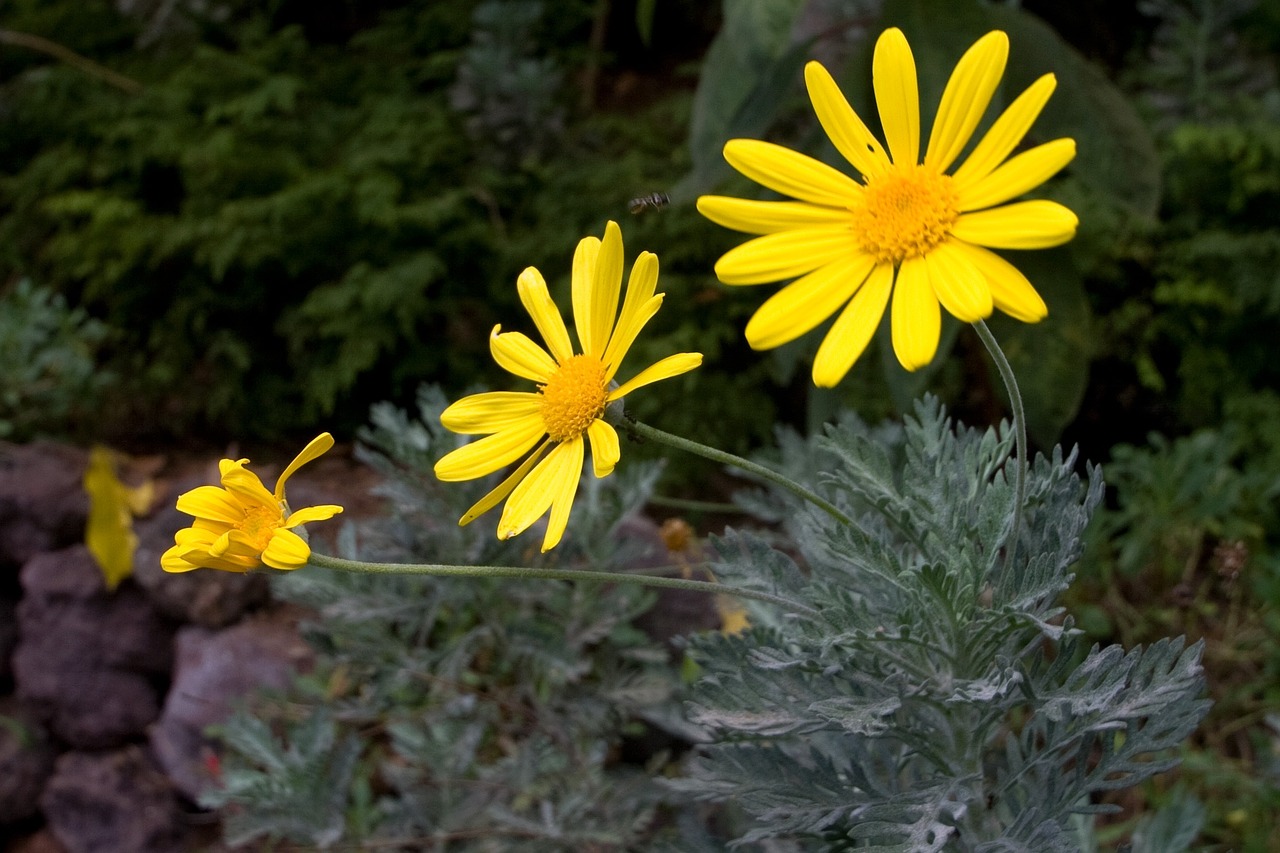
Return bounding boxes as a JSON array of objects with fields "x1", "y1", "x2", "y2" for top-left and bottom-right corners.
[
  {"x1": 161, "y1": 433, "x2": 343, "y2": 572},
  {"x1": 434, "y1": 221, "x2": 702, "y2": 552},
  {"x1": 697, "y1": 28, "x2": 1078, "y2": 384}
]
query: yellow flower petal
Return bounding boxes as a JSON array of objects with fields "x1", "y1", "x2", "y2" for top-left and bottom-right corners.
[
  {"x1": 274, "y1": 433, "x2": 334, "y2": 502},
  {"x1": 459, "y1": 440, "x2": 551, "y2": 525},
  {"x1": 950, "y1": 200, "x2": 1078, "y2": 249},
  {"x1": 891, "y1": 257, "x2": 941, "y2": 371},
  {"x1": 490, "y1": 325, "x2": 558, "y2": 382},
  {"x1": 161, "y1": 542, "x2": 200, "y2": 573},
  {"x1": 744, "y1": 254, "x2": 877, "y2": 350},
  {"x1": 603, "y1": 251, "x2": 661, "y2": 378},
  {"x1": 949, "y1": 242, "x2": 1047, "y2": 322},
  {"x1": 541, "y1": 438, "x2": 585, "y2": 552},
  {"x1": 924, "y1": 241, "x2": 993, "y2": 323},
  {"x1": 498, "y1": 438, "x2": 582, "y2": 543},
  {"x1": 602, "y1": 295, "x2": 662, "y2": 383},
  {"x1": 805, "y1": 60, "x2": 890, "y2": 179},
  {"x1": 175, "y1": 485, "x2": 245, "y2": 524},
  {"x1": 440, "y1": 392, "x2": 543, "y2": 435},
  {"x1": 714, "y1": 226, "x2": 856, "y2": 285},
  {"x1": 696, "y1": 195, "x2": 851, "y2": 235},
  {"x1": 517, "y1": 267, "x2": 574, "y2": 363},
  {"x1": 262, "y1": 527, "x2": 311, "y2": 569},
  {"x1": 572, "y1": 235, "x2": 601, "y2": 355},
  {"x1": 218, "y1": 464, "x2": 276, "y2": 509},
  {"x1": 873, "y1": 28, "x2": 920, "y2": 167},
  {"x1": 723, "y1": 139, "x2": 864, "y2": 208},
  {"x1": 586, "y1": 419, "x2": 620, "y2": 478},
  {"x1": 283, "y1": 504, "x2": 344, "y2": 528},
  {"x1": 573, "y1": 222, "x2": 622, "y2": 358},
  {"x1": 609, "y1": 352, "x2": 703, "y2": 400},
  {"x1": 812, "y1": 262, "x2": 894, "y2": 386},
  {"x1": 925, "y1": 30, "x2": 1009, "y2": 173},
  {"x1": 952, "y1": 73, "x2": 1057, "y2": 190},
  {"x1": 959, "y1": 138, "x2": 1076, "y2": 212},
  {"x1": 433, "y1": 416, "x2": 546, "y2": 481}
]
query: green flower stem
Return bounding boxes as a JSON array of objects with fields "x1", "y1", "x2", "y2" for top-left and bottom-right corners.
[
  {"x1": 973, "y1": 320, "x2": 1027, "y2": 572},
  {"x1": 621, "y1": 418, "x2": 855, "y2": 528},
  {"x1": 307, "y1": 552, "x2": 820, "y2": 619}
]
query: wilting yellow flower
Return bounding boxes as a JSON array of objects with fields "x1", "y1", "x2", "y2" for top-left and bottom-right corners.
[
  {"x1": 698, "y1": 28, "x2": 1078, "y2": 384},
  {"x1": 434, "y1": 221, "x2": 702, "y2": 551},
  {"x1": 84, "y1": 446, "x2": 155, "y2": 591},
  {"x1": 161, "y1": 434, "x2": 343, "y2": 573}
]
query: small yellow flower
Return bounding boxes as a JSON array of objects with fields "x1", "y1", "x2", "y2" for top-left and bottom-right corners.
[
  {"x1": 434, "y1": 221, "x2": 702, "y2": 551},
  {"x1": 161, "y1": 433, "x2": 343, "y2": 573},
  {"x1": 698, "y1": 28, "x2": 1078, "y2": 384}
]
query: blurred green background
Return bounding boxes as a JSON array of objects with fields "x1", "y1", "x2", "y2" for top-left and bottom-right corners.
[{"x1": 4, "y1": 0, "x2": 1280, "y2": 846}]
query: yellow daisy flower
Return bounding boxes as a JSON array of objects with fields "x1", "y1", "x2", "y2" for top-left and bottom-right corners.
[
  {"x1": 161, "y1": 433, "x2": 343, "y2": 573},
  {"x1": 697, "y1": 28, "x2": 1078, "y2": 384},
  {"x1": 434, "y1": 221, "x2": 702, "y2": 552}
]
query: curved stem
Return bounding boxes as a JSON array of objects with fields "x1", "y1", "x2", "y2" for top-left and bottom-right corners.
[
  {"x1": 973, "y1": 320, "x2": 1026, "y2": 574},
  {"x1": 307, "y1": 552, "x2": 820, "y2": 619},
  {"x1": 621, "y1": 419, "x2": 855, "y2": 528}
]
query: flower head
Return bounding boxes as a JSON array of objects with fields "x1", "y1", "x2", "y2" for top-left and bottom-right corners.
[
  {"x1": 161, "y1": 433, "x2": 343, "y2": 573},
  {"x1": 434, "y1": 221, "x2": 702, "y2": 551},
  {"x1": 698, "y1": 28, "x2": 1078, "y2": 384}
]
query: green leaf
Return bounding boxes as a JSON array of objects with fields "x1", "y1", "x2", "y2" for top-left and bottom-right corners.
[{"x1": 677, "y1": 0, "x2": 809, "y2": 199}]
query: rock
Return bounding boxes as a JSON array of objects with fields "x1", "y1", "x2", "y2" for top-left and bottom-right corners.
[
  {"x1": 0, "y1": 697, "x2": 57, "y2": 825},
  {"x1": 7, "y1": 828, "x2": 69, "y2": 853},
  {"x1": 0, "y1": 442, "x2": 88, "y2": 573},
  {"x1": 40, "y1": 746, "x2": 186, "y2": 853},
  {"x1": 14, "y1": 546, "x2": 175, "y2": 748},
  {"x1": 0, "y1": 594, "x2": 17, "y2": 682},
  {"x1": 131, "y1": 497, "x2": 270, "y2": 628},
  {"x1": 150, "y1": 614, "x2": 314, "y2": 800}
]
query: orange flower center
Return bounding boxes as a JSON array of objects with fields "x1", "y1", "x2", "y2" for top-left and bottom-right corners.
[
  {"x1": 851, "y1": 166, "x2": 959, "y2": 264},
  {"x1": 236, "y1": 504, "x2": 281, "y2": 552},
  {"x1": 539, "y1": 354, "x2": 608, "y2": 443}
]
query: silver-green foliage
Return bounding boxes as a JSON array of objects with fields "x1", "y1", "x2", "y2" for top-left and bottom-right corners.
[
  {"x1": 0, "y1": 279, "x2": 112, "y2": 440},
  {"x1": 674, "y1": 399, "x2": 1210, "y2": 849},
  {"x1": 203, "y1": 386, "x2": 685, "y2": 850}
]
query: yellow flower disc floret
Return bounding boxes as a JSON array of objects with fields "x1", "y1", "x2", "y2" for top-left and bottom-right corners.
[
  {"x1": 539, "y1": 354, "x2": 608, "y2": 443},
  {"x1": 236, "y1": 504, "x2": 281, "y2": 553},
  {"x1": 850, "y1": 167, "x2": 960, "y2": 264}
]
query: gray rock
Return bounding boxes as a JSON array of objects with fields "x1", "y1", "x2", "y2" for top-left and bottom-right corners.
[
  {"x1": 0, "y1": 595, "x2": 16, "y2": 681},
  {"x1": 0, "y1": 443, "x2": 88, "y2": 571},
  {"x1": 150, "y1": 614, "x2": 313, "y2": 800},
  {"x1": 40, "y1": 746, "x2": 186, "y2": 853},
  {"x1": 0, "y1": 697, "x2": 57, "y2": 824},
  {"x1": 14, "y1": 546, "x2": 174, "y2": 748}
]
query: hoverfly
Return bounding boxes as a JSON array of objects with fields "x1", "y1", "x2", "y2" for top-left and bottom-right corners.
[{"x1": 628, "y1": 192, "x2": 670, "y2": 214}]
